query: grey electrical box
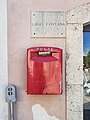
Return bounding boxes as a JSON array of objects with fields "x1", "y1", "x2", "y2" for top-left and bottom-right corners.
[{"x1": 5, "y1": 84, "x2": 16, "y2": 103}]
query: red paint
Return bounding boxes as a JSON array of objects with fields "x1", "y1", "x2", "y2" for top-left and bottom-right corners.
[{"x1": 27, "y1": 47, "x2": 63, "y2": 95}]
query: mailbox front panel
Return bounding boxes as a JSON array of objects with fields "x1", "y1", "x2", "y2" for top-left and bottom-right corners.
[{"x1": 27, "y1": 47, "x2": 62, "y2": 95}]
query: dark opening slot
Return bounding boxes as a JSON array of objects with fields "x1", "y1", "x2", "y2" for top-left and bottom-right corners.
[{"x1": 38, "y1": 52, "x2": 52, "y2": 56}]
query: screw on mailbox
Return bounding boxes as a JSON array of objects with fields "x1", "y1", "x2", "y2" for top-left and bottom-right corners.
[{"x1": 5, "y1": 84, "x2": 17, "y2": 120}]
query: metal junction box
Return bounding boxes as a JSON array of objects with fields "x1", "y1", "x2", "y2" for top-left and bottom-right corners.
[{"x1": 5, "y1": 84, "x2": 16, "y2": 103}]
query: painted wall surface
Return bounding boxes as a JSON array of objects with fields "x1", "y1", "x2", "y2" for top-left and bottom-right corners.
[
  {"x1": 8, "y1": 1, "x2": 66, "y2": 120},
  {"x1": 7, "y1": 0, "x2": 90, "y2": 120},
  {"x1": 7, "y1": 0, "x2": 90, "y2": 12},
  {"x1": 0, "y1": 0, "x2": 8, "y2": 120},
  {"x1": 66, "y1": 0, "x2": 90, "y2": 10}
]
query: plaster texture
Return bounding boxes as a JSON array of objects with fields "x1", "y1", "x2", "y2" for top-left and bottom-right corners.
[
  {"x1": 8, "y1": 0, "x2": 66, "y2": 120},
  {"x1": 6, "y1": 1, "x2": 90, "y2": 120},
  {"x1": 0, "y1": 0, "x2": 8, "y2": 120}
]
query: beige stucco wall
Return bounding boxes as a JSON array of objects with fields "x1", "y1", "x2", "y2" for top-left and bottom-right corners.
[
  {"x1": 8, "y1": 0, "x2": 66, "y2": 120},
  {"x1": 7, "y1": 0, "x2": 90, "y2": 120},
  {"x1": 0, "y1": 0, "x2": 8, "y2": 120}
]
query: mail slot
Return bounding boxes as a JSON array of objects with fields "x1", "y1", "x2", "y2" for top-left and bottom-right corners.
[{"x1": 27, "y1": 46, "x2": 63, "y2": 95}]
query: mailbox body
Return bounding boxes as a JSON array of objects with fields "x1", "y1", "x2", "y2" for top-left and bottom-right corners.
[{"x1": 27, "y1": 47, "x2": 62, "y2": 95}]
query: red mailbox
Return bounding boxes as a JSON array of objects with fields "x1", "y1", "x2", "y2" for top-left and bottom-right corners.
[{"x1": 27, "y1": 47, "x2": 63, "y2": 95}]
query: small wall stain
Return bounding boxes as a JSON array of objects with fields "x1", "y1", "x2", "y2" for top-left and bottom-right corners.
[
  {"x1": 32, "y1": 104, "x2": 60, "y2": 120},
  {"x1": 66, "y1": 53, "x2": 70, "y2": 60}
]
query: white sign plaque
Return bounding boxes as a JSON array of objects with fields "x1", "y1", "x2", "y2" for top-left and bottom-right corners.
[{"x1": 31, "y1": 11, "x2": 66, "y2": 37}]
